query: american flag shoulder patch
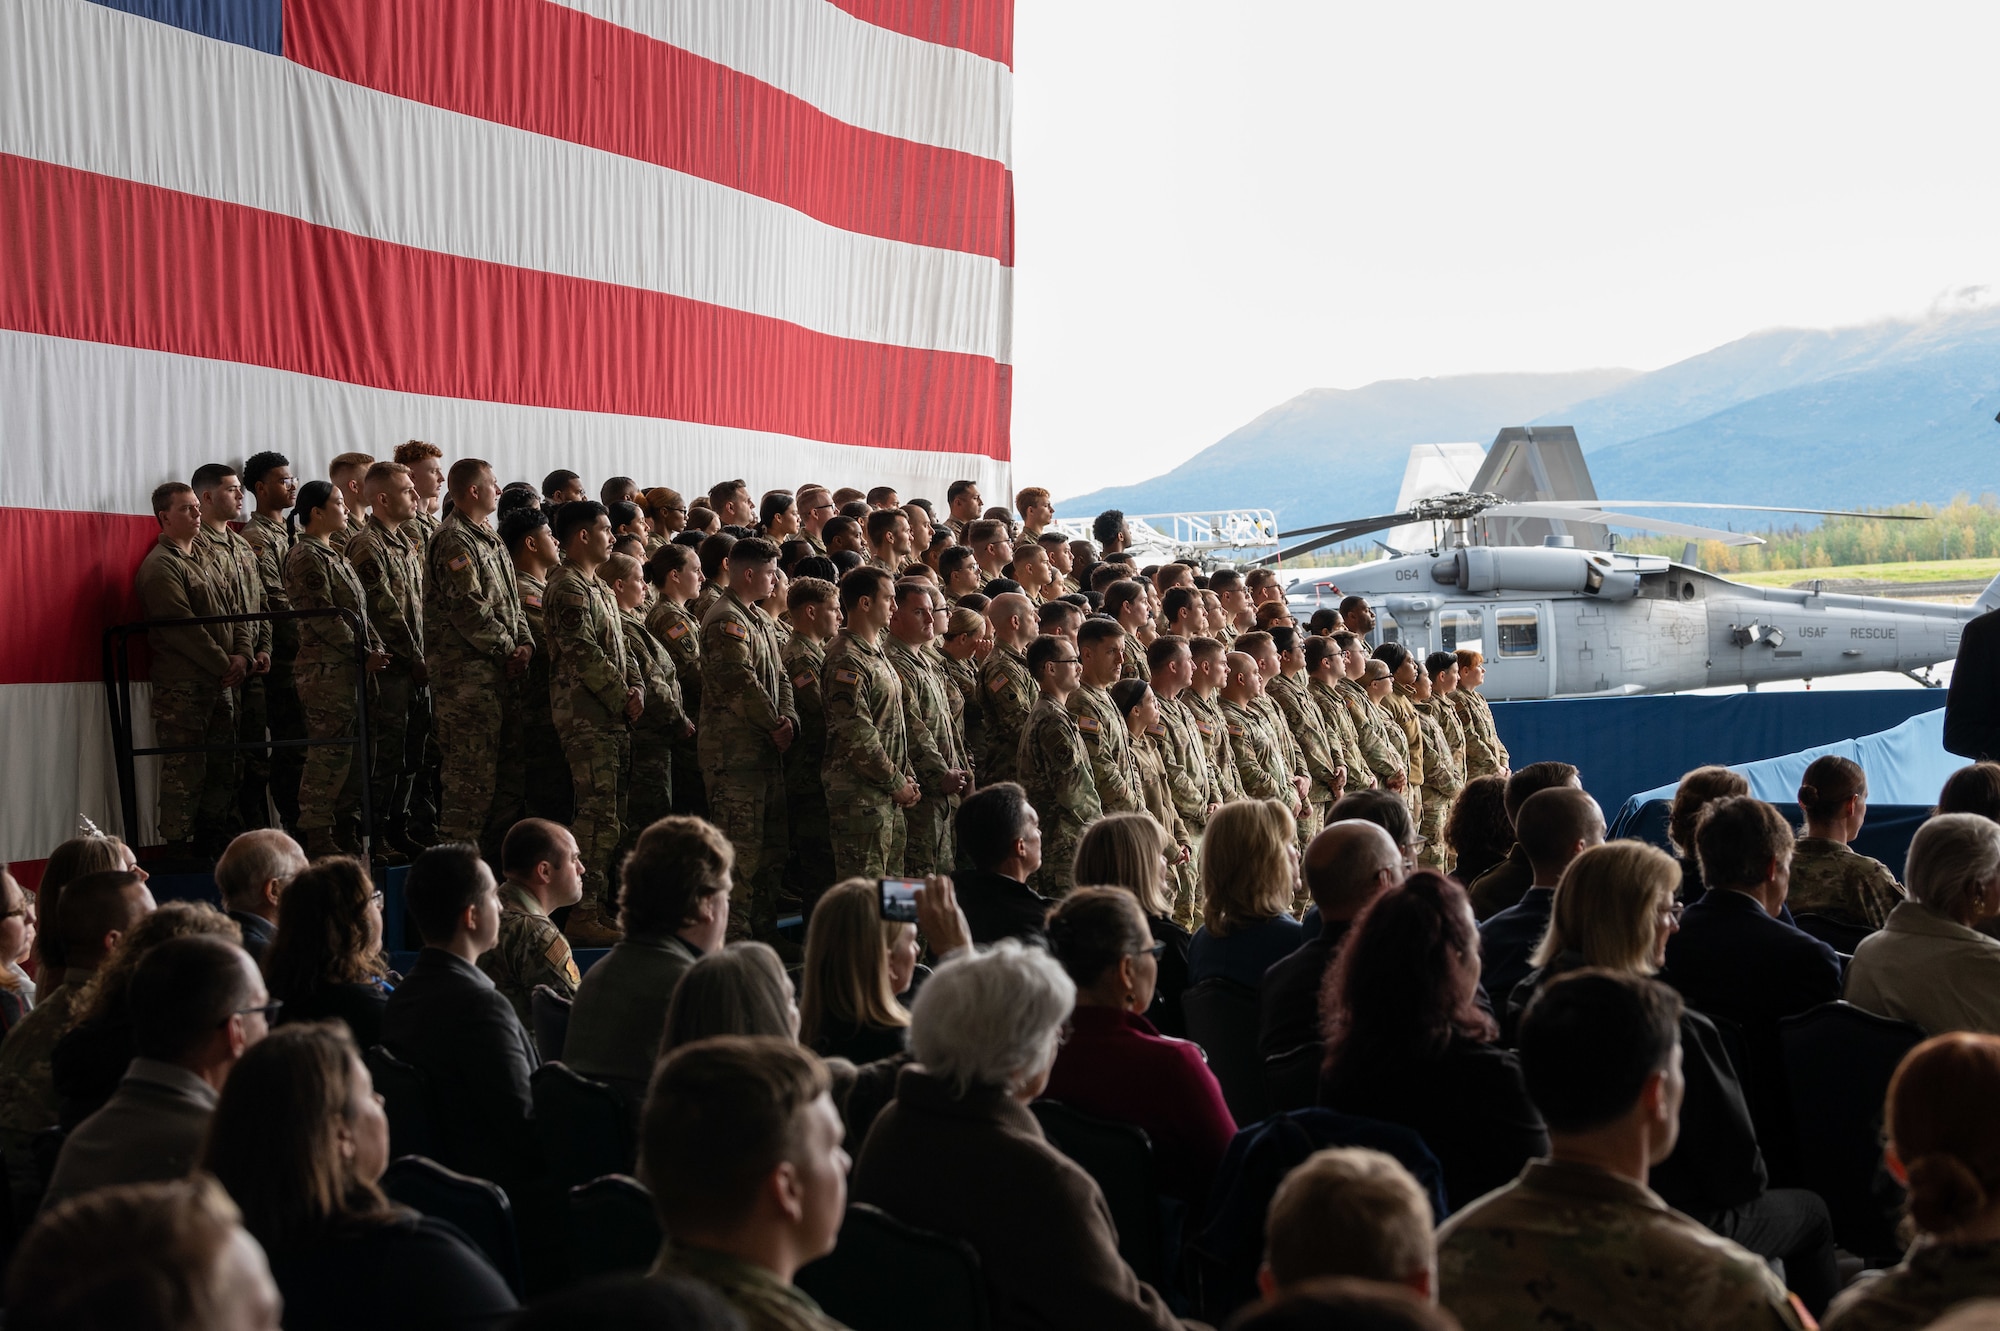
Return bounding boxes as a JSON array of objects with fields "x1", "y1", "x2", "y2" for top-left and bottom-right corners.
[
  {"x1": 448, "y1": 554, "x2": 470, "y2": 572},
  {"x1": 665, "y1": 622, "x2": 688, "y2": 640},
  {"x1": 1076, "y1": 715, "x2": 1100, "y2": 734},
  {"x1": 522, "y1": 593, "x2": 541, "y2": 608},
  {"x1": 832, "y1": 668, "x2": 860, "y2": 685},
  {"x1": 722, "y1": 621, "x2": 748, "y2": 640}
]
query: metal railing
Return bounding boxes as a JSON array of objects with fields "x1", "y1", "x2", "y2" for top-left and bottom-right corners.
[
  {"x1": 1050, "y1": 509, "x2": 1281, "y2": 566},
  {"x1": 103, "y1": 608, "x2": 375, "y2": 852}
]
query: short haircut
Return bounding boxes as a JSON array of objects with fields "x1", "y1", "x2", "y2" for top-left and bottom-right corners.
[
  {"x1": 1303, "y1": 635, "x2": 1338, "y2": 674},
  {"x1": 1694, "y1": 796, "x2": 1793, "y2": 891},
  {"x1": 727, "y1": 535, "x2": 779, "y2": 566},
  {"x1": 1209, "y1": 568, "x2": 1243, "y2": 593},
  {"x1": 619, "y1": 816, "x2": 733, "y2": 935},
  {"x1": 1161, "y1": 586, "x2": 1197, "y2": 624},
  {"x1": 1025, "y1": 633, "x2": 1070, "y2": 681},
  {"x1": 1265, "y1": 1147, "x2": 1434, "y2": 1289},
  {"x1": 1327, "y1": 789, "x2": 1416, "y2": 851},
  {"x1": 1518, "y1": 968, "x2": 1682, "y2": 1134},
  {"x1": 1092, "y1": 509, "x2": 1125, "y2": 546},
  {"x1": 865, "y1": 509, "x2": 904, "y2": 544},
  {"x1": 1076, "y1": 617, "x2": 1124, "y2": 651},
  {"x1": 355, "y1": 463, "x2": 406, "y2": 501},
  {"x1": 966, "y1": 518, "x2": 1007, "y2": 547},
  {"x1": 707, "y1": 478, "x2": 749, "y2": 511},
  {"x1": 838, "y1": 565, "x2": 894, "y2": 616},
  {"x1": 1504, "y1": 760, "x2": 1581, "y2": 821},
  {"x1": 947, "y1": 479, "x2": 978, "y2": 504},
  {"x1": 447, "y1": 457, "x2": 492, "y2": 498},
  {"x1": 327, "y1": 452, "x2": 374, "y2": 481},
  {"x1": 1905, "y1": 813, "x2": 2000, "y2": 919},
  {"x1": 787, "y1": 575, "x2": 837, "y2": 614},
  {"x1": 865, "y1": 485, "x2": 899, "y2": 507},
  {"x1": 555, "y1": 499, "x2": 607, "y2": 546},
  {"x1": 1188, "y1": 634, "x2": 1226, "y2": 664},
  {"x1": 893, "y1": 578, "x2": 934, "y2": 608},
  {"x1": 1269, "y1": 625, "x2": 1300, "y2": 655},
  {"x1": 1514, "y1": 787, "x2": 1603, "y2": 880},
  {"x1": 1939, "y1": 762, "x2": 2000, "y2": 821},
  {"x1": 1046, "y1": 887, "x2": 1152, "y2": 990},
  {"x1": 602, "y1": 551, "x2": 642, "y2": 584},
  {"x1": 393, "y1": 439, "x2": 442, "y2": 466},
  {"x1": 131, "y1": 935, "x2": 257, "y2": 1063},
  {"x1": 152, "y1": 481, "x2": 192, "y2": 515},
  {"x1": 405, "y1": 843, "x2": 491, "y2": 946},
  {"x1": 497, "y1": 505, "x2": 550, "y2": 554},
  {"x1": 541, "y1": 469, "x2": 581, "y2": 497},
  {"x1": 599, "y1": 475, "x2": 638, "y2": 506},
  {"x1": 57, "y1": 869, "x2": 150, "y2": 966},
  {"x1": 1088, "y1": 563, "x2": 1124, "y2": 593},
  {"x1": 822, "y1": 514, "x2": 861, "y2": 547},
  {"x1": 640, "y1": 1035, "x2": 828, "y2": 1234},
  {"x1": 1146, "y1": 633, "x2": 1189, "y2": 674},
  {"x1": 190, "y1": 462, "x2": 238, "y2": 495},
  {"x1": 500, "y1": 818, "x2": 571, "y2": 879},
  {"x1": 1015, "y1": 486, "x2": 1050, "y2": 514},
  {"x1": 242, "y1": 451, "x2": 290, "y2": 489},
  {"x1": 956, "y1": 782, "x2": 1035, "y2": 870},
  {"x1": 910, "y1": 941, "x2": 1075, "y2": 1096},
  {"x1": 1038, "y1": 599, "x2": 1081, "y2": 632},
  {"x1": 212, "y1": 831, "x2": 306, "y2": 911}
]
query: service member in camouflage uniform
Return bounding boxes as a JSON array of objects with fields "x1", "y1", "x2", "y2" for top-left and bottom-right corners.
[
  {"x1": 646, "y1": 542, "x2": 708, "y2": 818},
  {"x1": 501, "y1": 505, "x2": 572, "y2": 825},
  {"x1": 1451, "y1": 649, "x2": 1511, "y2": 780},
  {"x1": 1268, "y1": 627, "x2": 1347, "y2": 841},
  {"x1": 606, "y1": 552, "x2": 691, "y2": 883},
  {"x1": 886, "y1": 582, "x2": 971, "y2": 876},
  {"x1": 1110, "y1": 680, "x2": 1192, "y2": 868},
  {"x1": 780, "y1": 576, "x2": 841, "y2": 902},
  {"x1": 1786, "y1": 756, "x2": 1906, "y2": 929},
  {"x1": 1306, "y1": 634, "x2": 1375, "y2": 792},
  {"x1": 242, "y1": 453, "x2": 307, "y2": 833},
  {"x1": 325, "y1": 452, "x2": 373, "y2": 553},
  {"x1": 699, "y1": 538, "x2": 798, "y2": 940},
  {"x1": 1336, "y1": 633, "x2": 1406, "y2": 796},
  {"x1": 1070, "y1": 619, "x2": 1144, "y2": 815},
  {"x1": 1018, "y1": 635, "x2": 1102, "y2": 898},
  {"x1": 1414, "y1": 660, "x2": 1466, "y2": 872},
  {"x1": 425, "y1": 460, "x2": 533, "y2": 856},
  {"x1": 136, "y1": 484, "x2": 248, "y2": 855},
  {"x1": 480, "y1": 818, "x2": 584, "y2": 1047},
  {"x1": 1149, "y1": 635, "x2": 1222, "y2": 925},
  {"x1": 1374, "y1": 643, "x2": 1427, "y2": 827},
  {"x1": 936, "y1": 606, "x2": 988, "y2": 794},
  {"x1": 1105, "y1": 580, "x2": 1152, "y2": 683},
  {"x1": 1237, "y1": 632, "x2": 1314, "y2": 847},
  {"x1": 286, "y1": 482, "x2": 389, "y2": 856},
  {"x1": 546, "y1": 502, "x2": 643, "y2": 943},
  {"x1": 821, "y1": 567, "x2": 916, "y2": 879},
  {"x1": 1184, "y1": 637, "x2": 1246, "y2": 805},
  {"x1": 192, "y1": 463, "x2": 268, "y2": 833},
  {"x1": 345, "y1": 463, "x2": 428, "y2": 858},
  {"x1": 1220, "y1": 650, "x2": 1306, "y2": 829},
  {"x1": 978, "y1": 593, "x2": 1040, "y2": 787}
]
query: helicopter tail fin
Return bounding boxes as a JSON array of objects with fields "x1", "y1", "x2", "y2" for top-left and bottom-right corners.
[{"x1": 1978, "y1": 570, "x2": 2000, "y2": 615}]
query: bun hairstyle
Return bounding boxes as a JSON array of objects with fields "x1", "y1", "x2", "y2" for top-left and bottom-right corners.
[
  {"x1": 1888, "y1": 1033, "x2": 2000, "y2": 1236},
  {"x1": 1797, "y1": 755, "x2": 1866, "y2": 825}
]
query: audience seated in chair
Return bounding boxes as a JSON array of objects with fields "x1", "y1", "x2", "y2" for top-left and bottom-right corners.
[
  {"x1": 1318, "y1": 872, "x2": 1547, "y2": 1212},
  {"x1": 1465, "y1": 762, "x2": 1581, "y2": 921},
  {"x1": 800, "y1": 880, "x2": 912, "y2": 1066},
  {"x1": 380, "y1": 844, "x2": 538, "y2": 1195},
  {"x1": 202, "y1": 1022, "x2": 518, "y2": 1331},
  {"x1": 952, "y1": 782, "x2": 1052, "y2": 946},
  {"x1": 1188, "y1": 800, "x2": 1303, "y2": 992},
  {"x1": 1845, "y1": 813, "x2": 2000, "y2": 1035},
  {"x1": 8, "y1": 1176, "x2": 283, "y2": 1331},
  {"x1": 1504, "y1": 840, "x2": 1839, "y2": 1315},
  {"x1": 44, "y1": 934, "x2": 268, "y2": 1209},
  {"x1": 1666, "y1": 766, "x2": 1751, "y2": 907},
  {"x1": 850, "y1": 938, "x2": 1196, "y2": 1330},
  {"x1": 1476, "y1": 787, "x2": 1604, "y2": 1008},
  {"x1": 1260, "y1": 821, "x2": 1401, "y2": 1060},
  {"x1": 1075, "y1": 812, "x2": 1193, "y2": 1037},
  {"x1": 1043, "y1": 887, "x2": 1236, "y2": 1207},
  {"x1": 1786, "y1": 756, "x2": 1904, "y2": 931},
  {"x1": 1258, "y1": 1147, "x2": 1435, "y2": 1303},
  {"x1": 1822, "y1": 1032, "x2": 2000, "y2": 1330},
  {"x1": 265, "y1": 857, "x2": 395, "y2": 1048},
  {"x1": 1438, "y1": 970, "x2": 1806, "y2": 1331},
  {"x1": 1444, "y1": 775, "x2": 1515, "y2": 890},
  {"x1": 566, "y1": 817, "x2": 732, "y2": 1103},
  {"x1": 661, "y1": 944, "x2": 800, "y2": 1057},
  {"x1": 641, "y1": 1036, "x2": 850, "y2": 1331},
  {"x1": 214, "y1": 829, "x2": 306, "y2": 966},
  {"x1": 504, "y1": 1273, "x2": 745, "y2": 1331},
  {"x1": 479, "y1": 820, "x2": 585, "y2": 1036}
]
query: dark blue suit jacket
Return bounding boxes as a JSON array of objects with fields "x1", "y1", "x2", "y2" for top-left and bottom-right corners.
[
  {"x1": 1663, "y1": 887, "x2": 1844, "y2": 1031},
  {"x1": 1478, "y1": 886, "x2": 1555, "y2": 1011}
]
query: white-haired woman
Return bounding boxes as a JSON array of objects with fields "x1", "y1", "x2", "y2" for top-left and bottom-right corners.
[
  {"x1": 850, "y1": 941, "x2": 1190, "y2": 1331},
  {"x1": 1846, "y1": 813, "x2": 2000, "y2": 1035}
]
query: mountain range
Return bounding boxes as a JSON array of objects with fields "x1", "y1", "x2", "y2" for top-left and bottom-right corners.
[{"x1": 1059, "y1": 304, "x2": 2000, "y2": 534}]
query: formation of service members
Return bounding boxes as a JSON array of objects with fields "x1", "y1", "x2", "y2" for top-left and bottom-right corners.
[{"x1": 138, "y1": 455, "x2": 1513, "y2": 948}]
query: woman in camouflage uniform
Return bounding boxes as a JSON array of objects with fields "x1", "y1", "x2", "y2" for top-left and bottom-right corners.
[
  {"x1": 1450, "y1": 649, "x2": 1511, "y2": 780},
  {"x1": 1415, "y1": 654, "x2": 1467, "y2": 872}
]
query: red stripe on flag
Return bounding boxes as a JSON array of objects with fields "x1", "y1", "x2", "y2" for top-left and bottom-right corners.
[
  {"x1": 283, "y1": 0, "x2": 1014, "y2": 265},
  {"x1": 0, "y1": 156, "x2": 1011, "y2": 460},
  {"x1": 826, "y1": 0, "x2": 1014, "y2": 68},
  {"x1": 0, "y1": 508, "x2": 158, "y2": 686}
]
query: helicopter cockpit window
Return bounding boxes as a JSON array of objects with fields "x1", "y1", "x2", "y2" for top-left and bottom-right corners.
[
  {"x1": 1441, "y1": 608, "x2": 1483, "y2": 657},
  {"x1": 1496, "y1": 608, "x2": 1540, "y2": 659}
]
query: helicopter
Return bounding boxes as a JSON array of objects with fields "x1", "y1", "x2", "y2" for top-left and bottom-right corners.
[{"x1": 1266, "y1": 488, "x2": 1996, "y2": 701}]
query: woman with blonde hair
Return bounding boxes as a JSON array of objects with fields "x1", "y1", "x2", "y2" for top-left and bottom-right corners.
[
  {"x1": 800, "y1": 879, "x2": 913, "y2": 1064},
  {"x1": 1074, "y1": 812, "x2": 1192, "y2": 1036},
  {"x1": 1188, "y1": 799, "x2": 1301, "y2": 992},
  {"x1": 657, "y1": 941, "x2": 799, "y2": 1056},
  {"x1": 36, "y1": 831, "x2": 143, "y2": 973},
  {"x1": 1506, "y1": 839, "x2": 1840, "y2": 1312}
]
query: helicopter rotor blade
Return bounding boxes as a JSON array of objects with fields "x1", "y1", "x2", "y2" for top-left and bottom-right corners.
[
  {"x1": 1273, "y1": 510, "x2": 1419, "y2": 540},
  {"x1": 1558, "y1": 501, "x2": 1930, "y2": 521},
  {"x1": 1486, "y1": 504, "x2": 1764, "y2": 546}
]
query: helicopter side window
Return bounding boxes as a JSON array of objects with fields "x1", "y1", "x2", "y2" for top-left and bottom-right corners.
[
  {"x1": 1496, "y1": 608, "x2": 1540, "y2": 659},
  {"x1": 1441, "y1": 608, "x2": 1483, "y2": 657}
]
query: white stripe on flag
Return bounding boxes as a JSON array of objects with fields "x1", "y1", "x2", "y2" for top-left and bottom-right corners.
[{"x1": 0, "y1": 682, "x2": 158, "y2": 863}]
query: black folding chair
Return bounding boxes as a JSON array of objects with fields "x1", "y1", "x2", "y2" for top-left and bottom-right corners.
[
  {"x1": 1262, "y1": 1042, "x2": 1323, "y2": 1114},
  {"x1": 796, "y1": 1204, "x2": 987, "y2": 1331},
  {"x1": 530, "y1": 984, "x2": 571, "y2": 1064},
  {"x1": 382, "y1": 1155, "x2": 525, "y2": 1296},
  {"x1": 1790, "y1": 912, "x2": 1874, "y2": 957},
  {"x1": 1181, "y1": 978, "x2": 1267, "y2": 1125},
  {"x1": 567, "y1": 1174, "x2": 660, "y2": 1282},
  {"x1": 532, "y1": 1061, "x2": 634, "y2": 1191},
  {"x1": 364, "y1": 1044, "x2": 436, "y2": 1161},
  {"x1": 1031, "y1": 1099, "x2": 1166, "y2": 1290}
]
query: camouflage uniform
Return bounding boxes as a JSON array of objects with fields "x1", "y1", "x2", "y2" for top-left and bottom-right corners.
[
  {"x1": 699, "y1": 589, "x2": 797, "y2": 939},
  {"x1": 1437, "y1": 1159, "x2": 1804, "y2": 1331},
  {"x1": 1120, "y1": 630, "x2": 1150, "y2": 683},
  {"x1": 1223, "y1": 696, "x2": 1300, "y2": 820},
  {"x1": 1822, "y1": 1236, "x2": 2000, "y2": 1331},
  {"x1": 327, "y1": 508, "x2": 365, "y2": 555},
  {"x1": 515, "y1": 571, "x2": 573, "y2": 825},
  {"x1": 345, "y1": 517, "x2": 426, "y2": 841},
  {"x1": 1068, "y1": 683, "x2": 1144, "y2": 815},
  {"x1": 1185, "y1": 691, "x2": 1246, "y2": 803},
  {"x1": 244, "y1": 512, "x2": 307, "y2": 828},
  {"x1": 1786, "y1": 837, "x2": 1905, "y2": 930},
  {"x1": 425, "y1": 512, "x2": 532, "y2": 852},
  {"x1": 782, "y1": 632, "x2": 835, "y2": 901},
  {"x1": 1311, "y1": 676, "x2": 1377, "y2": 791},
  {"x1": 478, "y1": 879, "x2": 580, "y2": 1048},
  {"x1": 135, "y1": 534, "x2": 241, "y2": 844},
  {"x1": 1451, "y1": 688, "x2": 1510, "y2": 780},
  {"x1": 0, "y1": 976, "x2": 88, "y2": 1226},
  {"x1": 691, "y1": 581, "x2": 724, "y2": 625},
  {"x1": 286, "y1": 534, "x2": 384, "y2": 841},
  {"x1": 647, "y1": 598, "x2": 707, "y2": 817},
  {"x1": 940, "y1": 652, "x2": 987, "y2": 792},
  {"x1": 197, "y1": 523, "x2": 267, "y2": 830},
  {"x1": 1157, "y1": 694, "x2": 1222, "y2": 927},
  {"x1": 620, "y1": 608, "x2": 689, "y2": 857},
  {"x1": 408, "y1": 509, "x2": 440, "y2": 555},
  {"x1": 1338, "y1": 677, "x2": 1406, "y2": 791},
  {"x1": 652, "y1": 1243, "x2": 847, "y2": 1331},
  {"x1": 546, "y1": 564, "x2": 640, "y2": 906},
  {"x1": 821, "y1": 630, "x2": 912, "y2": 880},
  {"x1": 1133, "y1": 725, "x2": 1191, "y2": 861},
  {"x1": 1019, "y1": 696, "x2": 1102, "y2": 897},
  {"x1": 886, "y1": 635, "x2": 966, "y2": 876},
  {"x1": 978, "y1": 643, "x2": 1037, "y2": 786},
  {"x1": 1269, "y1": 672, "x2": 1342, "y2": 847},
  {"x1": 1415, "y1": 697, "x2": 1465, "y2": 871},
  {"x1": 403, "y1": 509, "x2": 442, "y2": 837},
  {"x1": 1380, "y1": 686, "x2": 1426, "y2": 827}
]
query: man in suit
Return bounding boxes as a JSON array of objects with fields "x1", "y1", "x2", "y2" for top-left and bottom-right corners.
[
  {"x1": 1466, "y1": 761, "x2": 1582, "y2": 920},
  {"x1": 1945, "y1": 604, "x2": 2000, "y2": 760},
  {"x1": 44, "y1": 935, "x2": 269, "y2": 1208},
  {"x1": 1478, "y1": 788, "x2": 1605, "y2": 1008},
  {"x1": 382, "y1": 843, "x2": 539, "y2": 1193},
  {"x1": 212, "y1": 829, "x2": 306, "y2": 965},
  {"x1": 1260, "y1": 821, "x2": 1403, "y2": 1059},
  {"x1": 952, "y1": 783, "x2": 1052, "y2": 946}
]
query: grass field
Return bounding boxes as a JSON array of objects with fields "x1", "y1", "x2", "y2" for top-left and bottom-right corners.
[{"x1": 1728, "y1": 558, "x2": 2000, "y2": 588}]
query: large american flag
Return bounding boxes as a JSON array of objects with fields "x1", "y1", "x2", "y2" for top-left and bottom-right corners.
[{"x1": 0, "y1": 0, "x2": 1015, "y2": 863}]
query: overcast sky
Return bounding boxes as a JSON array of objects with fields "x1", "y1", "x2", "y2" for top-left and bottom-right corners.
[{"x1": 1010, "y1": 1, "x2": 2000, "y2": 500}]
